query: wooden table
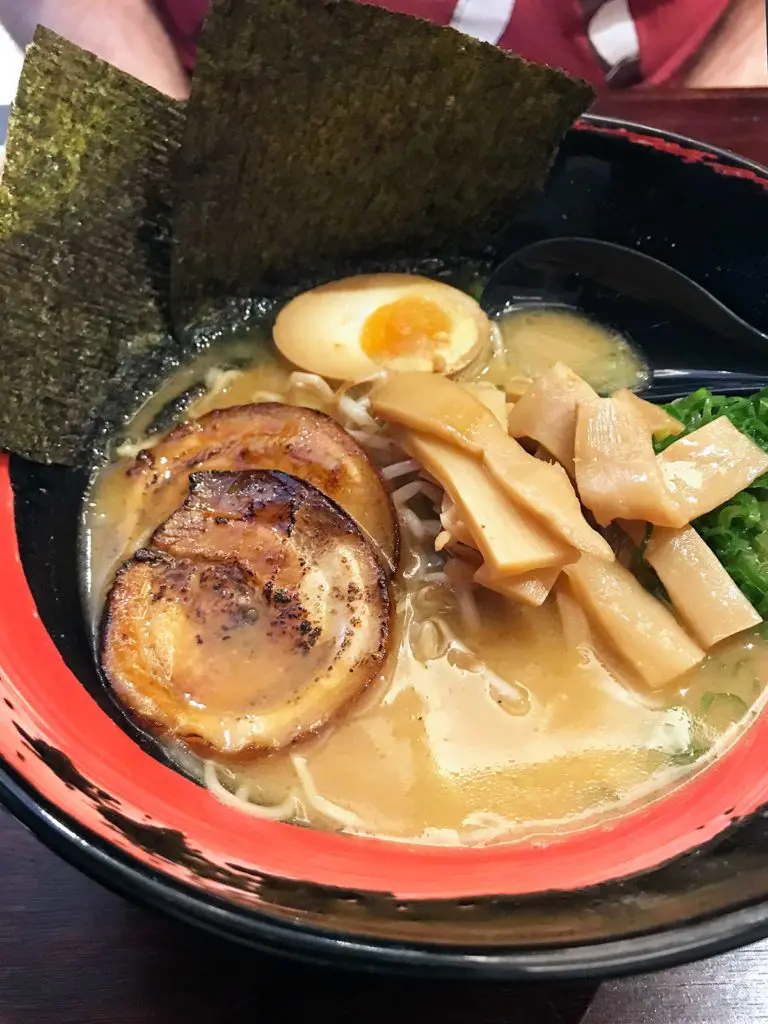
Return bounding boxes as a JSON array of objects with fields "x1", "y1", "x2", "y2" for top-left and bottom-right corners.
[
  {"x1": 593, "y1": 89, "x2": 768, "y2": 167},
  {"x1": 3, "y1": 89, "x2": 768, "y2": 1024}
]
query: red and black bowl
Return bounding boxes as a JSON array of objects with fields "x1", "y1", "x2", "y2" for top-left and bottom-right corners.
[{"x1": 4, "y1": 117, "x2": 768, "y2": 980}]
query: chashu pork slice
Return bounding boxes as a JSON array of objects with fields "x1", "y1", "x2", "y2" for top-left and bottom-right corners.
[
  {"x1": 125, "y1": 402, "x2": 398, "y2": 573},
  {"x1": 101, "y1": 470, "x2": 391, "y2": 758}
]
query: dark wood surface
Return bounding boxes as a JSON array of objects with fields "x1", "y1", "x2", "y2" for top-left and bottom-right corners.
[
  {"x1": 3, "y1": 89, "x2": 768, "y2": 1023},
  {"x1": 592, "y1": 88, "x2": 768, "y2": 167}
]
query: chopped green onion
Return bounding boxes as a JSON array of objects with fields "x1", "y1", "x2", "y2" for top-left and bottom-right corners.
[
  {"x1": 654, "y1": 388, "x2": 768, "y2": 617},
  {"x1": 700, "y1": 691, "x2": 748, "y2": 716}
]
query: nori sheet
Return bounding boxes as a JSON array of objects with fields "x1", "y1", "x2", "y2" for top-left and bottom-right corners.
[
  {"x1": 0, "y1": 27, "x2": 184, "y2": 464},
  {"x1": 0, "y1": 7, "x2": 593, "y2": 464},
  {"x1": 173, "y1": 0, "x2": 594, "y2": 322}
]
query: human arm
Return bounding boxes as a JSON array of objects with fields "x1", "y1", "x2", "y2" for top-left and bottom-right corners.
[
  {"x1": 0, "y1": 0, "x2": 190, "y2": 98},
  {"x1": 681, "y1": 0, "x2": 768, "y2": 88}
]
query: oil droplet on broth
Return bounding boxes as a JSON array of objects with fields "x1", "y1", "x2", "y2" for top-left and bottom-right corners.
[
  {"x1": 487, "y1": 677, "x2": 531, "y2": 717},
  {"x1": 477, "y1": 306, "x2": 649, "y2": 395}
]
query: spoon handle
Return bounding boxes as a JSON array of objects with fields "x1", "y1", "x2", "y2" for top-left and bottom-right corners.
[
  {"x1": 648, "y1": 369, "x2": 768, "y2": 402},
  {"x1": 513, "y1": 238, "x2": 768, "y2": 354}
]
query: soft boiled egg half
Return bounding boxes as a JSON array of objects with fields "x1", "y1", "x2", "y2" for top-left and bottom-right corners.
[{"x1": 273, "y1": 273, "x2": 491, "y2": 381}]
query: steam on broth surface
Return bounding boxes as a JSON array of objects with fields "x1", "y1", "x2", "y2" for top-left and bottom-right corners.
[{"x1": 86, "y1": 277, "x2": 768, "y2": 847}]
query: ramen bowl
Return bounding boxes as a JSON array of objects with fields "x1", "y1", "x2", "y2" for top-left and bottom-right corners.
[{"x1": 4, "y1": 117, "x2": 768, "y2": 980}]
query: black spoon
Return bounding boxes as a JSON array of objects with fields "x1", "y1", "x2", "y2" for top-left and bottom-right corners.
[
  {"x1": 650, "y1": 369, "x2": 768, "y2": 400},
  {"x1": 481, "y1": 237, "x2": 768, "y2": 401}
]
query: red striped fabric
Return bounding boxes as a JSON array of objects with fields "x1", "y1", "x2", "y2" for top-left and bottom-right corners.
[{"x1": 156, "y1": 0, "x2": 731, "y2": 87}]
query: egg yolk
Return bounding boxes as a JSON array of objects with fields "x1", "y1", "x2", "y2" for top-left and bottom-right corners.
[{"x1": 361, "y1": 296, "x2": 452, "y2": 362}]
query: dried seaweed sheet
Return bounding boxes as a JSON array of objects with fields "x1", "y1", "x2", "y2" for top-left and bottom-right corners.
[
  {"x1": 0, "y1": 27, "x2": 184, "y2": 464},
  {"x1": 0, "y1": 8, "x2": 593, "y2": 463},
  {"x1": 173, "y1": 0, "x2": 593, "y2": 321}
]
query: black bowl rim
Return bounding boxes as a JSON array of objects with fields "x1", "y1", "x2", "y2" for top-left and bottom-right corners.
[{"x1": 3, "y1": 114, "x2": 768, "y2": 981}]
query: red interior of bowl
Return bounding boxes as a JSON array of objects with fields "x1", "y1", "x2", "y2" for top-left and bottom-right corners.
[{"x1": 2, "y1": 453, "x2": 768, "y2": 902}]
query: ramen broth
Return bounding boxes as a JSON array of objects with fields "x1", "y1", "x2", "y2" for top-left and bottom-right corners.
[
  {"x1": 84, "y1": 336, "x2": 768, "y2": 846},
  {"x1": 474, "y1": 306, "x2": 648, "y2": 395}
]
